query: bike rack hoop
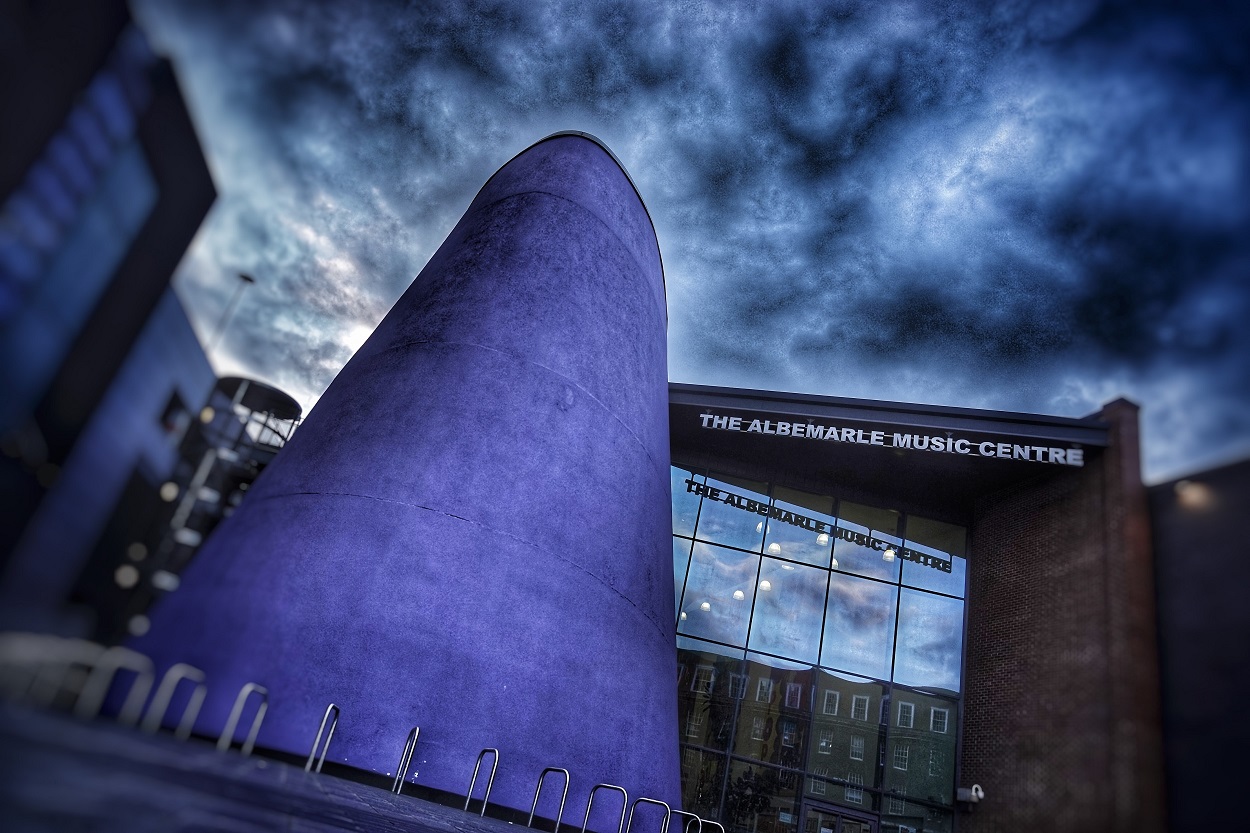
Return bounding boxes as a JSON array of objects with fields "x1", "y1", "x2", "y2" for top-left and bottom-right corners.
[
  {"x1": 527, "y1": 766, "x2": 571, "y2": 830},
  {"x1": 625, "y1": 798, "x2": 671, "y2": 833},
  {"x1": 464, "y1": 748, "x2": 500, "y2": 816},
  {"x1": 669, "y1": 810, "x2": 702, "y2": 833},
  {"x1": 305, "y1": 703, "x2": 341, "y2": 773},
  {"x1": 139, "y1": 663, "x2": 207, "y2": 740},
  {"x1": 217, "y1": 682, "x2": 269, "y2": 755},
  {"x1": 392, "y1": 727, "x2": 421, "y2": 795},
  {"x1": 580, "y1": 783, "x2": 629, "y2": 833}
]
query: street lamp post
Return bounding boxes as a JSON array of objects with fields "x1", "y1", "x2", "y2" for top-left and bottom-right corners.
[{"x1": 209, "y1": 272, "x2": 256, "y2": 356}]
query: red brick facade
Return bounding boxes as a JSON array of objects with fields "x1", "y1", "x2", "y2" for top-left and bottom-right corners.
[{"x1": 961, "y1": 400, "x2": 1165, "y2": 832}]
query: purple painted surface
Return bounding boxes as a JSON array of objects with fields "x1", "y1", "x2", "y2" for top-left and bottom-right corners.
[{"x1": 133, "y1": 134, "x2": 679, "y2": 818}]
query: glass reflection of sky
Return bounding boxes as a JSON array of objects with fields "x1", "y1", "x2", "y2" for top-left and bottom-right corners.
[
  {"x1": 763, "y1": 499, "x2": 835, "y2": 567},
  {"x1": 671, "y1": 466, "x2": 703, "y2": 537},
  {"x1": 748, "y1": 558, "x2": 826, "y2": 664},
  {"x1": 832, "y1": 519, "x2": 901, "y2": 583},
  {"x1": 821, "y1": 572, "x2": 897, "y2": 681},
  {"x1": 694, "y1": 474, "x2": 768, "y2": 552},
  {"x1": 674, "y1": 537, "x2": 692, "y2": 616},
  {"x1": 894, "y1": 589, "x2": 964, "y2": 692},
  {"x1": 901, "y1": 539, "x2": 965, "y2": 597},
  {"x1": 678, "y1": 541, "x2": 759, "y2": 646}
]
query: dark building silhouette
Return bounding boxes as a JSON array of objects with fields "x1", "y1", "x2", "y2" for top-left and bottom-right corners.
[
  {"x1": 1150, "y1": 458, "x2": 1250, "y2": 833},
  {"x1": 0, "y1": 0, "x2": 217, "y2": 634}
]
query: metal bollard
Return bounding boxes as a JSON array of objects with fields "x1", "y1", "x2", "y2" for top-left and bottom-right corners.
[
  {"x1": 527, "y1": 766, "x2": 570, "y2": 831},
  {"x1": 464, "y1": 748, "x2": 500, "y2": 816},
  {"x1": 392, "y1": 727, "x2": 420, "y2": 795},
  {"x1": 304, "y1": 703, "x2": 340, "y2": 772},
  {"x1": 216, "y1": 682, "x2": 268, "y2": 755},
  {"x1": 580, "y1": 784, "x2": 629, "y2": 833}
]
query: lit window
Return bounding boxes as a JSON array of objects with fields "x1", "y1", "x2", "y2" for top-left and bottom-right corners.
[
  {"x1": 931, "y1": 708, "x2": 948, "y2": 734},
  {"x1": 757, "y1": 678, "x2": 773, "y2": 702},
  {"x1": 928, "y1": 749, "x2": 940, "y2": 777},
  {"x1": 851, "y1": 695, "x2": 869, "y2": 721},
  {"x1": 823, "y1": 690, "x2": 840, "y2": 715},
  {"x1": 785, "y1": 682, "x2": 802, "y2": 709},
  {"x1": 897, "y1": 702, "x2": 914, "y2": 729},
  {"x1": 751, "y1": 716, "x2": 766, "y2": 740},
  {"x1": 685, "y1": 711, "x2": 706, "y2": 737},
  {"x1": 818, "y1": 728, "x2": 834, "y2": 755},
  {"x1": 849, "y1": 734, "x2": 864, "y2": 761},
  {"x1": 728, "y1": 673, "x2": 747, "y2": 699},
  {"x1": 692, "y1": 665, "x2": 715, "y2": 695},
  {"x1": 810, "y1": 766, "x2": 829, "y2": 796},
  {"x1": 893, "y1": 743, "x2": 909, "y2": 771},
  {"x1": 781, "y1": 720, "x2": 797, "y2": 747},
  {"x1": 845, "y1": 772, "x2": 863, "y2": 804}
]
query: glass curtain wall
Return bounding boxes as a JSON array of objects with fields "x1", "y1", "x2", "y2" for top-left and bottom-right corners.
[{"x1": 672, "y1": 465, "x2": 967, "y2": 833}]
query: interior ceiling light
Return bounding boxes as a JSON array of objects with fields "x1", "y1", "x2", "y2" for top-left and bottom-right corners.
[
  {"x1": 768, "y1": 542, "x2": 781, "y2": 554},
  {"x1": 700, "y1": 602, "x2": 711, "y2": 612},
  {"x1": 756, "y1": 521, "x2": 764, "y2": 533},
  {"x1": 680, "y1": 611, "x2": 687, "y2": 620},
  {"x1": 733, "y1": 590, "x2": 745, "y2": 600},
  {"x1": 816, "y1": 533, "x2": 829, "y2": 545},
  {"x1": 759, "y1": 580, "x2": 772, "y2": 591},
  {"x1": 831, "y1": 557, "x2": 839, "y2": 569},
  {"x1": 883, "y1": 547, "x2": 896, "y2": 562},
  {"x1": 1175, "y1": 479, "x2": 1216, "y2": 510}
]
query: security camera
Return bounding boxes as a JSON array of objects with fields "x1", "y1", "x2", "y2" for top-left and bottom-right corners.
[{"x1": 956, "y1": 784, "x2": 985, "y2": 804}]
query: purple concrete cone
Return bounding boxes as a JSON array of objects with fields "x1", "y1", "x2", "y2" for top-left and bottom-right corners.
[{"x1": 133, "y1": 133, "x2": 679, "y2": 819}]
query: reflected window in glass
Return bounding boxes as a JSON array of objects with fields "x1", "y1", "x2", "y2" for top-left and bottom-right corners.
[
  {"x1": 692, "y1": 665, "x2": 716, "y2": 694},
  {"x1": 931, "y1": 708, "x2": 948, "y2": 733},
  {"x1": 897, "y1": 701, "x2": 914, "y2": 728},
  {"x1": 850, "y1": 734, "x2": 864, "y2": 760},
  {"x1": 823, "y1": 690, "x2": 839, "y2": 715},
  {"x1": 785, "y1": 682, "x2": 803, "y2": 709},
  {"x1": 845, "y1": 772, "x2": 864, "y2": 804},
  {"x1": 757, "y1": 677, "x2": 773, "y2": 703},
  {"x1": 851, "y1": 695, "x2": 869, "y2": 721},
  {"x1": 893, "y1": 744, "x2": 909, "y2": 771},
  {"x1": 729, "y1": 673, "x2": 747, "y2": 699},
  {"x1": 752, "y1": 716, "x2": 766, "y2": 740}
]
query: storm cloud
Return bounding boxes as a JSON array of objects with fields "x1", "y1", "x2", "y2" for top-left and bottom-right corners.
[{"x1": 132, "y1": 0, "x2": 1250, "y2": 481}]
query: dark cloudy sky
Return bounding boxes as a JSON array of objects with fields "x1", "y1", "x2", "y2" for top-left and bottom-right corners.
[{"x1": 129, "y1": 0, "x2": 1249, "y2": 483}]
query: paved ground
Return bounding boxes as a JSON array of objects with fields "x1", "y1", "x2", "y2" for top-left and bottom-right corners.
[{"x1": 0, "y1": 704, "x2": 531, "y2": 833}]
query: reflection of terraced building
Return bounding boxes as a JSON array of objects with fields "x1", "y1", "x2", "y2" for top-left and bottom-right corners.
[{"x1": 669, "y1": 386, "x2": 1164, "y2": 833}]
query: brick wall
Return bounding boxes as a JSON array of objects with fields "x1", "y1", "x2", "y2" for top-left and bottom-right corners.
[{"x1": 960, "y1": 400, "x2": 1165, "y2": 833}]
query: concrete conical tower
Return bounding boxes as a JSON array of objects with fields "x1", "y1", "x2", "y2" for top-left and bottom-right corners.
[{"x1": 134, "y1": 133, "x2": 679, "y2": 819}]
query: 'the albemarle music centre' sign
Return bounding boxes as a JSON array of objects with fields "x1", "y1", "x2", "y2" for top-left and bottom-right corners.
[
  {"x1": 698, "y1": 411, "x2": 1084, "y2": 467},
  {"x1": 683, "y1": 479, "x2": 952, "y2": 573}
]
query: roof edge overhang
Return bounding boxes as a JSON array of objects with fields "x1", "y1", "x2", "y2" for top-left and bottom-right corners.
[{"x1": 669, "y1": 382, "x2": 1110, "y2": 448}]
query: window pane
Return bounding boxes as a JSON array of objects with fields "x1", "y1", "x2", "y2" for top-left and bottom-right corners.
[
  {"x1": 748, "y1": 557, "x2": 826, "y2": 664},
  {"x1": 894, "y1": 589, "x2": 964, "y2": 692},
  {"x1": 694, "y1": 473, "x2": 769, "y2": 551},
  {"x1": 724, "y1": 761, "x2": 800, "y2": 833},
  {"x1": 680, "y1": 746, "x2": 728, "y2": 821},
  {"x1": 677, "y1": 646, "x2": 743, "y2": 752},
  {"x1": 821, "y1": 572, "x2": 898, "y2": 681},
  {"x1": 674, "y1": 537, "x2": 693, "y2": 616},
  {"x1": 763, "y1": 486, "x2": 835, "y2": 567},
  {"x1": 832, "y1": 515, "x2": 901, "y2": 583},
  {"x1": 678, "y1": 542, "x2": 758, "y2": 646},
  {"x1": 672, "y1": 466, "x2": 704, "y2": 537},
  {"x1": 901, "y1": 515, "x2": 967, "y2": 597}
]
